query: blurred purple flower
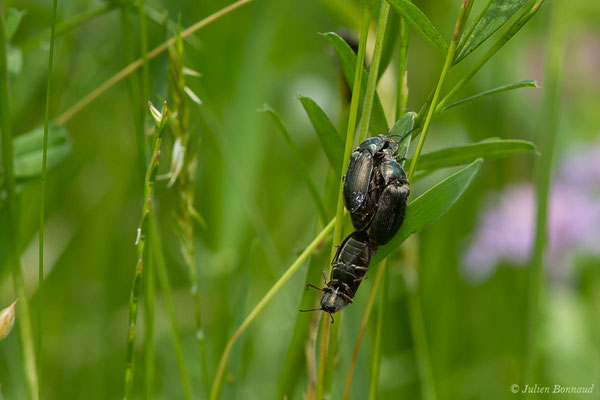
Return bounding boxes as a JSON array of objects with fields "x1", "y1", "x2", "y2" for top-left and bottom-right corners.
[{"x1": 463, "y1": 142, "x2": 600, "y2": 281}]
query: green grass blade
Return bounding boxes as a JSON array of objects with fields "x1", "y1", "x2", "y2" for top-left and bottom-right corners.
[
  {"x1": 261, "y1": 104, "x2": 328, "y2": 223},
  {"x1": 0, "y1": 6, "x2": 38, "y2": 399},
  {"x1": 377, "y1": 10, "x2": 399, "y2": 81},
  {"x1": 13, "y1": 124, "x2": 70, "y2": 181},
  {"x1": 442, "y1": 80, "x2": 540, "y2": 111},
  {"x1": 322, "y1": 31, "x2": 388, "y2": 134},
  {"x1": 406, "y1": 139, "x2": 536, "y2": 171},
  {"x1": 386, "y1": 0, "x2": 447, "y2": 53},
  {"x1": 389, "y1": 111, "x2": 415, "y2": 157},
  {"x1": 296, "y1": 95, "x2": 344, "y2": 176},
  {"x1": 454, "y1": 0, "x2": 528, "y2": 64},
  {"x1": 373, "y1": 159, "x2": 482, "y2": 263}
]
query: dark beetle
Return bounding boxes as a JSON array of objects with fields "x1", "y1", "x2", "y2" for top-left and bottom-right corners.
[
  {"x1": 369, "y1": 159, "x2": 410, "y2": 245},
  {"x1": 343, "y1": 135, "x2": 400, "y2": 231},
  {"x1": 301, "y1": 231, "x2": 374, "y2": 322}
]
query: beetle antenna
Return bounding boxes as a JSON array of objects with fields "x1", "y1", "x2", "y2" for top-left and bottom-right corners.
[
  {"x1": 329, "y1": 313, "x2": 335, "y2": 323},
  {"x1": 306, "y1": 283, "x2": 325, "y2": 292},
  {"x1": 299, "y1": 307, "x2": 323, "y2": 313}
]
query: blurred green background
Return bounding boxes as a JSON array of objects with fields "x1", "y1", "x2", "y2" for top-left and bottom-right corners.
[{"x1": 1, "y1": 0, "x2": 599, "y2": 399}]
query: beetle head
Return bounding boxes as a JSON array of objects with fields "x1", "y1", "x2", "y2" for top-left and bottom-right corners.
[{"x1": 320, "y1": 288, "x2": 350, "y2": 315}]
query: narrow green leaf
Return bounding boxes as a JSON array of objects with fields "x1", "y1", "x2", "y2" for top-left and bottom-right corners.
[
  {"x1": 407, "y1": 139, "x2": 535, "y2": 172},
  {"x1": 455, "y1": 0, "x2": 528, "y2": 63},
  {"x1": 389, "y1": 111, "x2": 415, "y2": 164},
  {"x1": 297, "y1": 95, "x2": 344, "y2": 175},
  {"x1": 385, "y1": 0, "x2": 447, "y2": 53},
  {"x1": 373, "y1": 159, "x2": 482, "y2": 262},
  {"x1": 260, "y1": 104, "x2": 328, "y2": 223},
  {"x1": 6, "y1": 9, "x2": 25, "y2": 41},
  {"x1": 442, "y1": 80, "x2": 540, "y2": 111},
  {"x1": 377, "y1": 11, "x2": 400, "y2": 82},
  {"x1": 13, "y1": 123, "x2": 71, "y2": 181},
  {"x1": 322, "y1": 32, "x2": 388, "y2": 134}
]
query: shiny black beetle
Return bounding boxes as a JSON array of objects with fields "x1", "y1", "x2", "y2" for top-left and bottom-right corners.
[
  {"x1": 343, "y1": 134, "x2": 410, "y2": 241},
  {"x1": 301, "y1": 231, "x2": 374, "y2": 322}
]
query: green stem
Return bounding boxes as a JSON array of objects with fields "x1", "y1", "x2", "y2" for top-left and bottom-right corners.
[
  {"x1": 151, "y1": 222, "x2": 192, "y2": 400},
  {"x1": 210, "y1": 217, "x2": 336, "y2": 400},
  {"x1": 357, "y1": 0, "x2": 390, "y2": 144},
  {"x1": 38, "y1": 0, "x2": 59, "y2": 397},
  {"x1": 138, "y1": 0, "x2": 150, "y2": 105},
  {"x1": 395, "y1": 16, "x2": 409, "y2": 121},
  {"x1": 342, "y1": 260, "x2": 386, "y2": 400},
  {"x1": 0, "y1": 6, "x2": 38, "y2": 400},
  {"x1": 124, "y1": 104, "x2": 167, "y2": 400},
  {"x1": 55, "y1": 0, "x2": 252, "y2": 126},
  {"x1": 435, "y1": 0, "x2": 545, "y2": 114},
  {"x1": 144, "y1": 227, "x2": 155, "y2": 400},
  {"x1": 407, "y1": 0, "x2": 470, "y2": 181},
  {"x1": 317, "y1": 4, "x2": 371, "y2": 399},
  {"x1": 368, "y1": 258, "x2": 390, "y2": 399},
  {"x1": 403, "y1": 238, "x2": 436, "y2": 400},
  {"x1": 523, "y1": 0, "x2": 565, "y2": 390}
]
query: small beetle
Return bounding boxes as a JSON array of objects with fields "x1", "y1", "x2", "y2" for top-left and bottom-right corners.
[
  {"x1": 301, "y1": 231, "x2": 374, "y2": 322},
  {"x1": 368, "y1": 159, "x2": 410, "y2": 245},
  {"x1": 343, "y1": 135, "x2": 399, "y2": 231}
]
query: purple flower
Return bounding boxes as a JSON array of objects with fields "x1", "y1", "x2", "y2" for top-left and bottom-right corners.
[{"x1": 463, "y1": 143, "x2": 600, "y2": 282}]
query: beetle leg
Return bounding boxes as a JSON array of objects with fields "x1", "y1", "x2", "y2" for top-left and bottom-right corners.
[
  {"x1": 322, "y1": 270, "x2": 329, "y2": 285},
  {"x1": 341, "y1": 292, "x2": 354, "y2": 303},
  {"x1": 340, "y1": 282, "x2": 355, "y2": 297}
]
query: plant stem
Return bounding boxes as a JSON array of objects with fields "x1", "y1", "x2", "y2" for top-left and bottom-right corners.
[
  {"x1": 316, "y1": 3, "x2": 371, "y2": 398},
  {"x1": 124, "y1": 103, "x2": 167, "y2": 400},
  {"x1": 138, "y1": 0, "x2": 150, "y2": 105},
  {"x1": 403, "y1": 237, "x2": 436, "y2": 400},
  {"x1": 38, "y1": 0, "x2": 59, "y2": 397},
  {"x1": 210, "y1": 217, "x2": 336, "y2": 400},
  {"x1": 55, "y1": 0, "x2": 252, "y2": 126},
  {"x1": 368, "y1": 258, "x2": 390, "y2": 399},
  {"x1": 395, "y1": 16, "x2": 409, "y2": 121},
  {"x1": 435, "y1": 0, "x2": 545, "y2": 113},
  {"x1": 0, "y1": 6, "x2": 39, "y2": 400},
  {"x1": 524, "y1": 0, "x2": 565, "y2": 389},
  {"x1": 342, "y1": 260, "x2": 386, "y2": 400},
  {"x1": 144, "y1": 227, "x2": 156, "y2": 400},
  {"x1": 407, "y1": 0, "x2": 470, "y2": 181},
  {"x1": 151, "y1": 222, "x2": 192, "y2": 400},
  {"x1": 358, "y1": 0, "x2": 390, "y2": 144}
]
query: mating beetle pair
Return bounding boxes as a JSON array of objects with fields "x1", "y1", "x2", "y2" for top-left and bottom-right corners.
[
  {"x1": 301, "y1": 134, "x2": 410, "y2": 322},
  {"x1": 343, "y1": 134, "x2": 410, "y2": 245}
]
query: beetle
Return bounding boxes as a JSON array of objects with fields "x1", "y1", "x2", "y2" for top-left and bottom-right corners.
[
  {"x1": 368, "y1": 159, "x2": 410, "y2": 245},
  {"x1": 343, "y1": 135, "x2": 400, "y2": 231},
  {"x1": 300, "y1": 231, "x2": 374, "y2": 322}
]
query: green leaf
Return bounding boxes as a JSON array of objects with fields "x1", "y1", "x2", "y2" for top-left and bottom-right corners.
[
  {"x1": 323, "y1": 32, "x2": 388, "y2": 134},
  {"x1": 13, "y1": 123, "x2": 71, "y2": 181},
  {"x1": 442, "y1": 80, "x2": 540, "y2": 111},
  {"x1": 373, "y1": 159, "x2": 482, "y2": 262},
  {"x1": 5, "y1": 8, "x2": 25, "y2": 41},
  {"x1": 454, "y1": 0, "x2": 528, "y2": 64},
  {"x1": 407, "y1": 139, "x2": 535, "y2": 172},
  {"x1": 389, "y1": 111, "x2": 416, "y2": 165},
  {"x1": 377, "y1": 11, "x2": 400, "y2": 82},
  {"x1": 297, "y1": 95, "x2": 344, "y2": 175},
  {"x1": 385, "y1": 0, "x2": 447, "y2": 54},
  {"x1": 260, "y1": 104, "x2": 328, "y2": 223}
]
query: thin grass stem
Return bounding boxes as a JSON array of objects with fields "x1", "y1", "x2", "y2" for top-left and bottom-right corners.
[
  {"x1": 210, "y1": 217, "x2": 336, "y2": 400},
  {"x1": 0, "y1": 6, "x2": 38, "y2": 400},
  {"x1": 55, "y1": 0, "x2": 252, "y2": 126},
  {"x1": 524, "y1": 0, "x2": 566, "y2": 389},
  {"x1": 124, "y1": 102, "x2": 167, "y2": 400},
  {"x1": 368, "y1": 257, "x2": 390, "y2": 399},
  {"x1": 316, "y1": 4, "x2": 371, "y2": 399},
  {"x1": 407, "y1": 0, "x2": 470, "y2": 181},
  {"x1": 342, "y1": 260, "x2": 386, "y2": 400},
  {"x1": 151, "y1": 221, "x2": 192, "y2": 400},
  {"x1": 395, "y1": 16, "x2": 409, "y2": 121},
  {"x1": 37, "y1": 0, "x2": 59, "y2": 397}
]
